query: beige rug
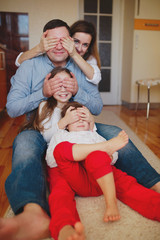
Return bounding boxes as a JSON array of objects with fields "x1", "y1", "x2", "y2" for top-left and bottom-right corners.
[{"x1": 5, "y1": 110, "x2": 160, "y2": 240}]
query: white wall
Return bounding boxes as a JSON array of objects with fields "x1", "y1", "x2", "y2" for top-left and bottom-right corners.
[
  {"x1": 131, "y1": 0, "x2": 160, "y2": 103},
  {"x1": 121, "y1": 0, "x2": 160, "y2": 105},
  {"x1": 131, "y1": 30, "x2": 160, "y2": 103},
  {"x1": 0, "y1": 0, "x2": 79, "y2": 47},
  {"x1": 135, "y1": 0, "x2": 160, "y2": 19}
]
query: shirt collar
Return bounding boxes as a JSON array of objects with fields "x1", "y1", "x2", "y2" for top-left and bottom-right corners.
[{"x1": 44, "y1": 54, "x2": 72, "y2": 68}]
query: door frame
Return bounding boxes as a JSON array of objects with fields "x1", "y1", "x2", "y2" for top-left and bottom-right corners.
[
  {"x1": 79, "y1": 0, "x2": 124, "y2": 105},
  {"x1": 100, "y1": 0, "x2": 124, "y2": 105}
]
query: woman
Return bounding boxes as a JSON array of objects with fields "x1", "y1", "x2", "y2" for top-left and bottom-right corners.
[{"x1": 15, "y1": 20, "x2": 101, "y2": 85}]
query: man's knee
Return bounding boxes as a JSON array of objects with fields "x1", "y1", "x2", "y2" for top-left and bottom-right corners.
[
  {"x1": 96, "y1": 123, "x2": 122, "y2": 140},
  {"x1": 12, "y1": 130, "x2": 47, "y2": 167},
  {"x1": 14, "y1": 130, "x2": 46, "y2": 149}
]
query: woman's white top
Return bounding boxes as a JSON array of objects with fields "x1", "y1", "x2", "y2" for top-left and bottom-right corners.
[
  {"x1": 86, "y1": 56, "x2": 101, "y2": 85},
  {"x1": 15, "y1": 53, "x2": 101, "y2": 85},
  {"x1": 15, "y1": 52, "x2": 23, "y2": 67}
]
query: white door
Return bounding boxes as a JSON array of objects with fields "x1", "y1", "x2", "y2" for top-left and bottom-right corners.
[{"x1": 79, "y1": 0, "x2": 123, "y2": 105}]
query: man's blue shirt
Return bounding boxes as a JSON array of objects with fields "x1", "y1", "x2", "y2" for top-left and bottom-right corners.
[{"x1": 6, "y1": 54, "x2": 103, "y2": 118}]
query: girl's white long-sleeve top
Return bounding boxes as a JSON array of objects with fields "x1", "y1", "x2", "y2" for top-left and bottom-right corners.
[
  {"x1": 38, "y1": 101, "x2": 61, "y2": 144},
  {"x1": 46, "y1": 129, "x2": 118, "y2": 168}
]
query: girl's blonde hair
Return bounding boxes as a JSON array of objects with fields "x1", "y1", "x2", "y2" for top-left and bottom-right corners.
[{"x1": 20, "y1": 67, "x2": 73, "y2": 132}]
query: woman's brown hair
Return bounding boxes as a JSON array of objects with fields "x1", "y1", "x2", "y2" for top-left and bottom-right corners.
[{"x1": 70, "y1": 20, "x2": 101, "y2": 68}]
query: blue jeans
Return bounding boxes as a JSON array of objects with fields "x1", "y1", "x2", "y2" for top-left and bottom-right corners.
[
  {"x1": 96, "y1": 123, "x2": 160, "y2": 188},
  {"x1": 5, "y1": 130, "x2": 49, "y2": 215}
]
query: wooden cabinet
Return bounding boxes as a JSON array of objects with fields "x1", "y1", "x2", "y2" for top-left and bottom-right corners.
[
  {"x1": 0, "y1": 47, "x2": 7, "y2": 110},
  {"x1": 0, "y1": 11, "x2": 29, "y2": 93}
]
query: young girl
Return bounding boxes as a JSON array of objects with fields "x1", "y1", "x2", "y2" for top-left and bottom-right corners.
[
  {"x1": 22, "y1": 67, "x2": 79, "y2": 140},
  {"x1": 15, "y1": 20, "x2": 101, "y2": 85},
  {"x1": 46, "y1": 101, "x2": 160, "y2": 236},
  {"x1": 47, "y1": 101, "x2": 129, "y2": 222}
]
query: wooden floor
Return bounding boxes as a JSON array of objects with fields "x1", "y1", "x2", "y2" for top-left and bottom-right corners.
[
  {"x1": 103, "y1": 105, "x2": 160, "y2": 159},
  {"x1": 0, "y1": 106, "x2": 160, "y2": 217},
  {"x1": 0, "y1": 109, "x2": 25, "y2": 217}
]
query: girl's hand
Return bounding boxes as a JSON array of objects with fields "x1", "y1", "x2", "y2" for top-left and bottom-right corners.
[
  {"x1": 61, "y1": 37, "x2": 77, "y2": 57},
  {"x1": 77, "y1": 107, "x2": 95, "y2": 130},
  {"x1": 63, "y1": 107, "x2": 80, "y2": 126},
  {"x1": 58, "y1": 107, "x2": 80, "y2": 129},
  {"x1": 38, "y1": 31, "x2": 58, "y2": 53}
]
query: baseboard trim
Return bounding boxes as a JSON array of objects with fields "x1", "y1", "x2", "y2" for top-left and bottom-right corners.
[{"x1": 122, "y1": 101, "x2": 160, "y2": 110}]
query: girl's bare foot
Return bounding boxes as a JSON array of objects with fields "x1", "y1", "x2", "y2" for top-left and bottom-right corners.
[
  {"x1": 104, "y1": 200, "x2": 121, "y2": 222},
  {"x1": 0, "y1": 203, "x2": 50, "y2": 240},
  {"x1": 59, "y1": 222, "x2": 85, "y2": 240},
  {"x1": 105, "y1": 130, "x2": 129, "y2": 156}
]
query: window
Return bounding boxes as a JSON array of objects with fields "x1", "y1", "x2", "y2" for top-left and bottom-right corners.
[{"x1": 82, "y1": 0, "x2": 113, "y2": 92}]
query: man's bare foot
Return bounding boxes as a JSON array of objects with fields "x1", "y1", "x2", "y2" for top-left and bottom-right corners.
[
  {"x1": 0, "y1": 203, "x2": 50, "y2": 240},
  {"x1": 151, "y1": 182, "x2": 160, "y2": 193},
  {"x1": 104, "y1": 200, "x2": 121, "y2": 222},
  {"x1": 59, "y1": 222, "x2": 85, "y2": 240},
  {"x1": 105, "y1": 130, "x2": 129, "y2": 156}
]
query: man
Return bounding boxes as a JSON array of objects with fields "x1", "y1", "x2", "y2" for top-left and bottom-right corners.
[{"x1": 1, "y1": 19, "x2": 102, "y2": 240}]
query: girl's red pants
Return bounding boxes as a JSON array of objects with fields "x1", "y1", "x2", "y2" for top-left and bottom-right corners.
[{"x1": 47, "y1": 141, "x2": 160, "y2": 239}]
